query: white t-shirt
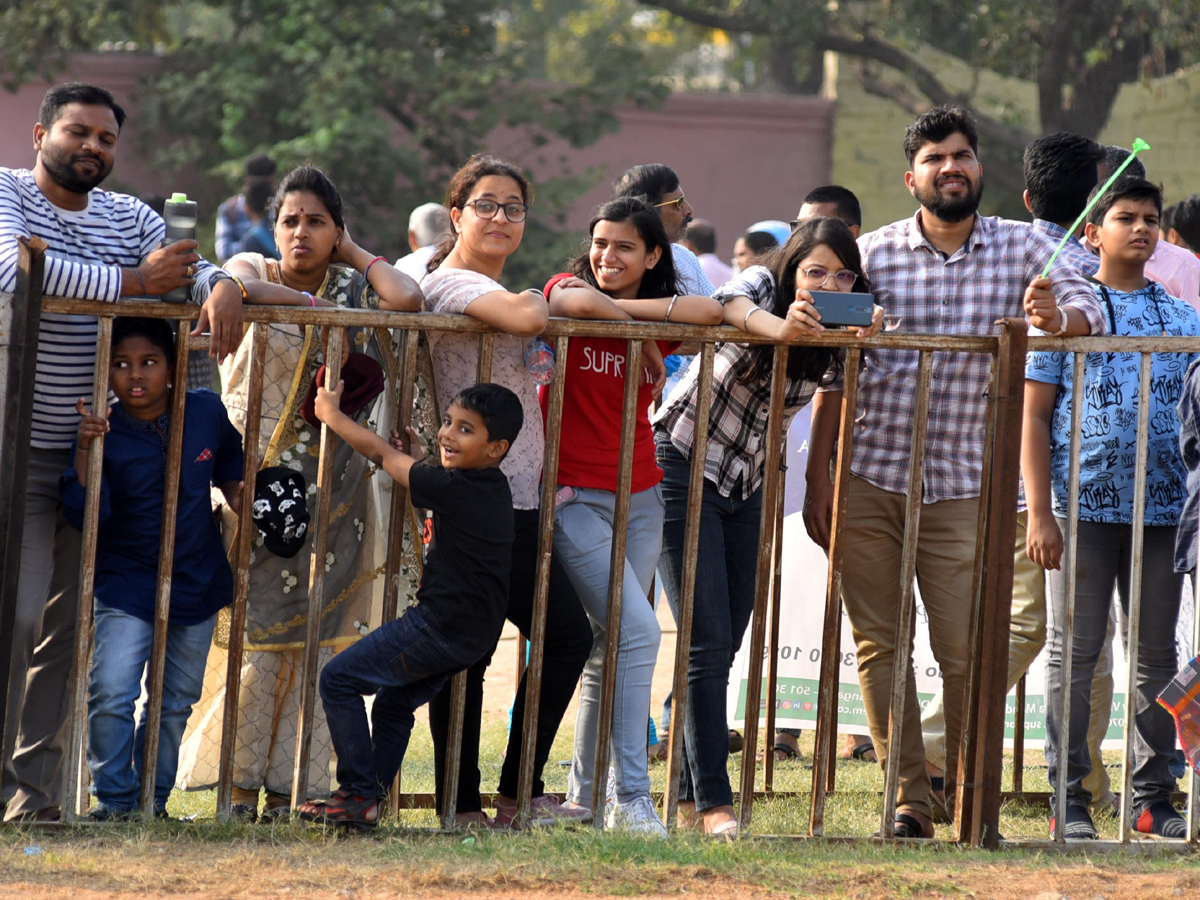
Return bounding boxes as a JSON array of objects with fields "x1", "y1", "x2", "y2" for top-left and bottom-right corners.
[
  {"x1": 422, "y1": 266, "x2": 542, "y2": 510},
  {"x1": 395, "y1": 244, "x2": 436, "y2": 282}
]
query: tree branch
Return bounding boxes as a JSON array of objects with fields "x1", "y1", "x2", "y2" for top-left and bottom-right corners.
[{"x1": 640, "y1": 0, "x2": 770, "y2": 33}]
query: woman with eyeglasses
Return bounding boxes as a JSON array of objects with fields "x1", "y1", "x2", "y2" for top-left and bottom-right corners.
[
  {"x1": 652, "y1": 216, "x2": 883, "y2": 836},
  {"x1": 421, "y1": 154, "x2": 595, "y2": 829}
]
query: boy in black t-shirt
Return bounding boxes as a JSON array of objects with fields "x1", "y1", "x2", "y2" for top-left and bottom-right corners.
[{"x1": 299, "y1": 380, "x2": 521, "y2": 829}]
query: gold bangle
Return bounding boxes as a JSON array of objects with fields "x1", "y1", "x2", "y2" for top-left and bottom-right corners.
[{"x1": 228, "y1": 274, "x2": 249, "y2": 301}]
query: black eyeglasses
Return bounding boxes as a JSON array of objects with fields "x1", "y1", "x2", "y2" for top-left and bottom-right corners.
[{"x1": 464, "y1": 199, "x2": 529, "y2": 223}]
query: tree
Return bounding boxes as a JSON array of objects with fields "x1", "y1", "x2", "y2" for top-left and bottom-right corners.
[
  {"x1": 641, "y1": 1, "x2": 1200, "y2": 202},
  {"x1": 0, "y1": 0, "x2": 668, "y2": 281}
]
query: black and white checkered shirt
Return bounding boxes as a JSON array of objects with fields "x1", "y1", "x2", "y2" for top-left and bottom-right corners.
[{"x1": 652, "y1": 266, "x2": 820, "y2": 500}]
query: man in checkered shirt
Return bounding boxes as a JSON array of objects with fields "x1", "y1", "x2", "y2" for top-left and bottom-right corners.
[{"x1": 802, "y1": 107, "x2": 1105, "y2": 839}]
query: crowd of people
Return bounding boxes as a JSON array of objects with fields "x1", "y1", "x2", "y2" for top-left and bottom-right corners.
[{"x1": 3, "y1": 80, "x2": 1200, "y2": 843}]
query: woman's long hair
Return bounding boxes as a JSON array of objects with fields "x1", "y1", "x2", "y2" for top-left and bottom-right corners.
[
  {"x1": 426, "y1": 154, "x2": 534, "y2": 273},
  {"x1": 567, "y1": 196, "x2": 679, "y2": 298},
  {"x1": 736, "y1": 216, "x2": 869, "y2": 386}
]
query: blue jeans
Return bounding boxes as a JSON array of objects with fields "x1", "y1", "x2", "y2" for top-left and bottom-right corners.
[
  {"x1": 656, "y1": 437, "x2": 763, "y2": 811},
  {"x1": 555, "y1": 483, "x2": 663, "y2": 803},
  {"x1": 319, "y1": 605, "x2": 482, "y2": 798},
  {"x1": 87, "y1": 603, "x2": 216, "y2": 814}
]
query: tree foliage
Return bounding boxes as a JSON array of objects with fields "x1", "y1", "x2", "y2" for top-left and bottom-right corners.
[
  {"x1": 0, "y1": 0, "x2": 669, "y2": 281},
  {"x1": 643, "y1": 0, "x2": 1200, "y2": 203}
]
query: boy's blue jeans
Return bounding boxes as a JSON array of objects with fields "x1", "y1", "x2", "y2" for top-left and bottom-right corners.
[
  {"x1": 319, "y1": 605, "x2": 481, "y2": 798},
  {"x1": 87, "y1": 603, "x2": 216, "y2": 814}
]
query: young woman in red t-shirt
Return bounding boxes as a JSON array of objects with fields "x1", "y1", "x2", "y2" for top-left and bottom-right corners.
[{"x1": 542, "y1": 196, "x2": 721, "y2": 835}]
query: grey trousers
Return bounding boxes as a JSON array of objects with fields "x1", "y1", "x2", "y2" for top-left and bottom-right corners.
[
  {"x1": 2, "y1": 448, "x2": 82, "y2": 819},
  {"x1": 1045, "y1": 520, "x2": 1181, "y2": 813}
]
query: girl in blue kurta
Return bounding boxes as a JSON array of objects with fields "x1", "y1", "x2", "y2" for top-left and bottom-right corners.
[{"x1": 61, "y1": 317, "x2": 244, "y2": 818}]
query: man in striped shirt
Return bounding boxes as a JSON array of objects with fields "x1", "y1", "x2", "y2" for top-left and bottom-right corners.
[
  {"x1": 803, "y1": 107, "x2": 1105, "y2": 839},
  {"x1": 0, "y1": 82, "x2": 244, "y2": 822}
]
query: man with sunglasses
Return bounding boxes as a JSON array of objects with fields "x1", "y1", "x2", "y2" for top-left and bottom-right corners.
[
  {"x1": 802, "y1": 107, "x2": 1104, "y2": 839},
  {"x1": 612, "y1": 163, "x2": 715, "y2": 298}
]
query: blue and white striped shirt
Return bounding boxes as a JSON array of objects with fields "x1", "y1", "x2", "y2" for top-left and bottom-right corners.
[{"x1": 0, "y1": 168, "x2": 223, "y2": 448}]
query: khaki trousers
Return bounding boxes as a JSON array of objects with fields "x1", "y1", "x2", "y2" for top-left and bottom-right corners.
[{"x1": 839, "y1": 476, "x2": 979, "y2": 821}]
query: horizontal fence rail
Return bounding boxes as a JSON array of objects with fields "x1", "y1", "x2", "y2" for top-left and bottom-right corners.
[{"x1": 16, "y1": 239, "x2": 1191, "y2": 848}]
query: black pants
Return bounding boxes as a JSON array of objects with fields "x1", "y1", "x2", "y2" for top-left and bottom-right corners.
[{"x1": 430, "y1": 507, "x2": 592, "y2": 811}]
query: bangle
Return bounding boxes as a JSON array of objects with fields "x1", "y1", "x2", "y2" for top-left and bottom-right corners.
[
  {"x1": 129, "y1": 267, "x2": 147, "y2": 295},
  {"x1": 743, "y1": 306, "x2": 762, "y2": 330},
  {"x1": 1050, "y1": 304, "x2": 1069, "y2": 336},
  {"x1": 303, "y1": 291, "x2": 317, "y2": 307},
  {"x1": 228, "y1": 274, "x2": 248, "y2": 301},
  {"x1": 664, "y1": 294, "x2": 679, "y2": 322},
  {"x1": 525, "y1": 287, "x2": 546, "y2": 300},
  {"x1": 364, "y1": 255, "x2": 386, "y2": 280}
]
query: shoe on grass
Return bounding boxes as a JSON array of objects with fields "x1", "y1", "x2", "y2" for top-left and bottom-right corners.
[
  {"x1": 494, "y1": 794, "x2": 593, "y2": 829},
  {"x1": 605, "y1": 794, "x2": 669, "y2": 838},
  {"x1": 1049, "y1": 804, "x2": 1097, "y2": 840},
  {"x1": 1133, "y1": 800, "x2": 1187, "y2": 838}
]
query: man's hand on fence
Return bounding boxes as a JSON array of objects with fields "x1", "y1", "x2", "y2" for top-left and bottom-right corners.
[
  {"x1": 1025, "y1": 512, "x2": 1064, "y2": 570},
  {"x1": 137, "y1": 240, "x2": 200, "y2": 296},
  {"x1": 192, "y1": 277, "x2": 245, "y2": 362}
]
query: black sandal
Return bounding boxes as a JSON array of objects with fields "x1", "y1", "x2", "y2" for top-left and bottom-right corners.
[
  {"x1": 893, "y1": 812, "x2": 935, "y2": 839},
  {"x1": 297, "y1": 789, "x2": 379, "y2": 831},
  {"x1": 849, "y1": 741, "x2": 876, "y2": 762},
  {"x1": 772, "y1": 739, "x2": 801, "y2": 761}
]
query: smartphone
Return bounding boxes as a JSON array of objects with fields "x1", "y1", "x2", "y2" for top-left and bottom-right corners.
[{"x1": 808, "y1": 290, "x2": 874, "y2": 328}]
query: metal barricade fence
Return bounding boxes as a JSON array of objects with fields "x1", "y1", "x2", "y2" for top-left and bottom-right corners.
[{"x1": 0, "y1": 239, "x2": 1026, "y2": 845}]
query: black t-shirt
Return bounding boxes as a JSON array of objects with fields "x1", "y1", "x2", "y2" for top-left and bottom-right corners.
[{"x1": 407, "y1": 463, "x2": 514, "y2": 653}]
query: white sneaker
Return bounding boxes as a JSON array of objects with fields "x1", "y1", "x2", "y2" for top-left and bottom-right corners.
[{"x1": 604, "y1": 794, "x2": 669, "y2": 838}]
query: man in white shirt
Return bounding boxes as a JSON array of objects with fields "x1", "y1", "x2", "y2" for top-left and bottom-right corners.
[
  {"x1": 395, "y1": 202, "x2": 451, "y2": 282},
  {"x1": 0, "y1": 82, "x2": 242, "y2": 822}
]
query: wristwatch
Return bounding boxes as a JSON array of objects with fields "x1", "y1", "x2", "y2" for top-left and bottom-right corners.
[{"x1": 1049, "y1": 304, "x2": 1069, "y2": 337}]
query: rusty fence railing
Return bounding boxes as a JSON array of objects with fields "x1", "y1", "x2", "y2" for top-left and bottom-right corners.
[{"x1": 0, "y1": 239, "x2": 1030, "y2": 846}]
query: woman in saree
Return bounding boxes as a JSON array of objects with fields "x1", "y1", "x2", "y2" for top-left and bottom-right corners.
[{"x1": 176, "y1": 165, "x2": 423, "y2": 819}]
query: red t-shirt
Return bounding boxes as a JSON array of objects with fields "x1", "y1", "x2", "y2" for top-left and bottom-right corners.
[{"x1": 540, "y1": 273, "x2": 677, "y2": 493}]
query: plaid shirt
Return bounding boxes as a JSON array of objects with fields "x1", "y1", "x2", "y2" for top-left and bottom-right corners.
[
  {"x1": 829, "y1": 211, "x2": 1106, "y2": 503},
  {"x1": 653, "y1": 267, "x2": 820, "y2": 499}
]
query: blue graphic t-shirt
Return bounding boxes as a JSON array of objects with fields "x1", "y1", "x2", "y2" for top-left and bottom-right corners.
[{"x1": 1026, "y1": 280, "x2": 1200, "y2": 525}]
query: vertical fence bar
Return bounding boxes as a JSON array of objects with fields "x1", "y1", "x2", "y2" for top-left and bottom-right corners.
[
  {"x1": 663, "y1": 342, "x2": 715, "y2": 829},
  {"x1": 0, "y1": 238, "x2": 46, "y2": 769},
  {"x1": 291, "y1": 327, "x2": 345, "y2": 808},
  {"x1": 515, "y1": 333, "x2": 570, "y2": 830},
  {"x1": 1054, "y1": 351, "x2": 1087, "y2": 843},
  {"x1": 440, "y1": 332, "x2": 495, "y2": 829},
  {"x1": 1117, "y1": 353, "x2": 1152, "y2": 843},
  {"x1": 960, "y1": 320, "x2": 1025, "y2": 848},
  {"x1": 737, "y1": 345, "x2": 790, "y2": 831},
  {"x1": 384, "y1": 328, "x2": 420, "y2": 818},
  {"x1": 589, "y1": 337, "x2": 642, "y2": 825},
  {"x1": 810, "y1": 348, "x2": 861, "y2": 835},
  {"x1": 953, "y1": 352, "x2": 999, "y2": 841},
  {"x1": 216, "y1": 322, "x2": 268, "y2": 820},
  {"x1": 138, "y1": 325, "x2": 193, "y2": 814},
  {"x1": 879, "y1": 351, "x2": 933, "y2": 839},
  {"x1": 1013, "y1": 674, "x2": 1027, "y2": 794},
  {"x1": 61, "y1": 315, "x2": 114, "y2": 821},
  {"x1": 762, "y1": 442, "x2": 787, "y2": 795}
]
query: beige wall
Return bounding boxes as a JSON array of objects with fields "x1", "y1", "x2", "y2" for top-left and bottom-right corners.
[{"x1": 829, "y1": 50, "x2": 1200, "y2": 232}]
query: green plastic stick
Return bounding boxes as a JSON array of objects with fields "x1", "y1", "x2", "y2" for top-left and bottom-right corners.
[{"x1": 1040, "y1": 137, "x2": 1151, "y2": 278}]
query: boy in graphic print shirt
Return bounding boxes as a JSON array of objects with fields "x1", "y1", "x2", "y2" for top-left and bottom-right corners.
[{"x1": 1024, "y1": 176, "x2": 1199, "y2": 840}]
